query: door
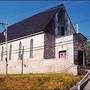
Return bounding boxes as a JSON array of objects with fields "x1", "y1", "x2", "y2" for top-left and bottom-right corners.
[{"x1": 78, "y1": 51, "x2": 83, "y2": 66}]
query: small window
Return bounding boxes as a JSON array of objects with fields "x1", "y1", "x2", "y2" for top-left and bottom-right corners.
[
  {"x1": 61, "y1": 27, "x2": 65, "y2": 36},
  {"x1": 59, "y1": 50, "x2": 66, "y2": 58}
]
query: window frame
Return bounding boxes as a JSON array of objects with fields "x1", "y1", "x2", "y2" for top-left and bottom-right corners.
[{"x1": 59, "y1": 50, "x2": 66, "y2": 59}]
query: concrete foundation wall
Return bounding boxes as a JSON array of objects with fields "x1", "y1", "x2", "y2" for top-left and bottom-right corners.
[{"x1": 7, "y1": 58, "x2": 78, "y2": 75}]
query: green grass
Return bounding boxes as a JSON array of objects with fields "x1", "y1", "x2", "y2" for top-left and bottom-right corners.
[{"x1": 0, "y1": 73, "x2": 83, "y2": 90}]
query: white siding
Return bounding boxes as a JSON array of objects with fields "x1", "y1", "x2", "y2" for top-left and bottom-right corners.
[
  {"x1": 0, "y1": 33, "x2": 44, "y2": 74},
  {"x1": 55, "y1": 35, "x2": 74, "y2": 63},
  {"x1": 0, "y1": 34, "x2": 78, "y2": 75}
]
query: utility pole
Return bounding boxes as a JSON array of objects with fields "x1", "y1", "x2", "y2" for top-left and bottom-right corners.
[
  {"x1": 21, "y1": 46, "x2": 24, "y2": 74},
  {"x1": 0, "y1": 21, "x2": 8, "y2": 75}
]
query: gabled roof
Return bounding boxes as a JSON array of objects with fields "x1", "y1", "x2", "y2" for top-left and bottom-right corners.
[{"x1": 0, "y1": 4, "x2": 65, "y2": 43}]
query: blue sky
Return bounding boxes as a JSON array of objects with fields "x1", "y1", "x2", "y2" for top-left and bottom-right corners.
[{"x1": 0, "y1": 1, "x2": 90, "y2": 39}]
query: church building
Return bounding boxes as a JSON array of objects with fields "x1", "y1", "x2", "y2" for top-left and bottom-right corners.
[{"x1": 0, "y1": 4, "x2": 87, "y2": 75}]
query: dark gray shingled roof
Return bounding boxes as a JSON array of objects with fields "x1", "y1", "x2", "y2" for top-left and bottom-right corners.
[{"x1": 0, "y1": 4, "x2": 65, "y2": 43}]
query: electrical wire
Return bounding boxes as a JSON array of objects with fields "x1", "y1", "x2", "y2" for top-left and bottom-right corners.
[{"x1": 0, "y1": 38, "x2": 88, "y2": 58}]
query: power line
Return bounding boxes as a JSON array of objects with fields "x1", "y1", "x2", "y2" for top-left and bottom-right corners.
[
  {"x1": 0, "y1": 39, "x2": 73, "y2": 56},
  {"x1": 0, "y1": 38, "x2": 88, "y2": 57},
  {"x1": 0, "y1": 36, "x2": 90, "y2": 55}
]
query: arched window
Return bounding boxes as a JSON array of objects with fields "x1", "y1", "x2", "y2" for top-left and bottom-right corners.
[
  {"x1": 18, "y1": 41, "x2": 22, "y2": 59},
  {"x1": 1, "y1": 46, "x2": 3, "y2": 61},
  {"x1": 30, "y1": 39, "x2": 33, "y2": 58},
  {"x1": 21, "y1": 46, "x2": 24, "y2": 60},
  {"x1": 9, "y1": 44, "x2": 12, "y2": 60}
]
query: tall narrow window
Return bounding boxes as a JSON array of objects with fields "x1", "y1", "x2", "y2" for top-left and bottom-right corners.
[
  {"x1": 18, "y1": 41, "x2": 22, "y2": 59},
  {"x1": 9, "y1": 44, "x2": 12, "y2": 60},
  {"x1": 1, "y1": 46, "x2": 3, "y2": 61},
  {"x1": 21, "y1": 46, "x2": 24, "y2": 60},
  {"x1": 61, "y1": 27, "x2": 65, "y2": 36},
  {"x1": 55, "y1": 13, "x2": 59, "y2": 36},
  {"x1": 30, "y1": 39, "x2": 33, "y2": 58}
]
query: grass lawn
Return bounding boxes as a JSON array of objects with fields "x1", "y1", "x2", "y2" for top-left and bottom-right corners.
[{"x1": 0, "y1": 73, "x2": 83, "y2": 90}]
